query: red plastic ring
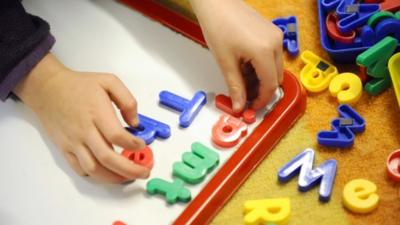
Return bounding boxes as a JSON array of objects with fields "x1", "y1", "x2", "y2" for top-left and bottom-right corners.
[
  {"x1": 387, "y1": 149, "x2": 400, "y2": 182},
  {"x1": 326, "y1": 12, "x2": 356, "y2": 44}
]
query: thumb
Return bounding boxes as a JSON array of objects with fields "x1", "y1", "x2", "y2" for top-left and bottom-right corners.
[{"x1": 100, "y1": 74, "x2": 139, "y2": 127}]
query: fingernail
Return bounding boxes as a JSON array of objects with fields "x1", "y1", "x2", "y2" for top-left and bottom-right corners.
[
  {"x1": 131, "y1": 117, "x2": 139, "y2": 127},
  {"x1": 141, "y1": 169, "x2": 151, "y2": 179},
  {"x1": 233, "y1": 101, "x2": 242, "y2": 112},
  {"x1": 121, "y1": 179, "x2": 136, "y2": 185},
  {"x1": 233, "y1": 92, "x2": 244, "y2": 112},
  {"x1": 133, "y1": 138, "x2": 145, "y2": 149}
]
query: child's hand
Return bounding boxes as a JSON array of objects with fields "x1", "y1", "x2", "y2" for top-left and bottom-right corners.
[
  {"x1": 14, "y1": 54, "x2": 149, "y2": 183},
  {"x1": 190, "y1": 0, "x2": 284, "y2": 112}
]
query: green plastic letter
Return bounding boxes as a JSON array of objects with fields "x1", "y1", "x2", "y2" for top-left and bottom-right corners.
[
  {"x1": 173, "y1": 142, "x2": 219, "y2": 184},
  {"x1": 146, "y1": 178, "x2": 191, "y2": 204}
]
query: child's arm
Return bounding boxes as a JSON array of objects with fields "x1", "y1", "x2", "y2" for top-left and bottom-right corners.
[
  {"x1": 189, "y1": 0, "x2": 284, "y2": 112},
  {"x1": 1, "y1": 1, "x2": 149, "y2": 183}
]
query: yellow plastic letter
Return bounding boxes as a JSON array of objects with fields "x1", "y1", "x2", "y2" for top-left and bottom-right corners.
[
  {"x1": 300, "y1": 50, "x2": 338, "y2": 92},
  {"x1": 342, "y1": 179, "x2": 379, "y2": 214},
  {"x1": 243, "y1": 198, "x2": 290, "y2": 225},
  {"x1": 389, "y1": 53, "x2": 400, "y2": 109},
  {"x1": 329, "y1": 73, "x2": 363, "y2": 104}
]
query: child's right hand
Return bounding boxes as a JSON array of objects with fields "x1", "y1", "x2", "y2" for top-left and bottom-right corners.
[
  {"x1": 190, "y1": 0, "x2": 284, "y2": 112},
  {"x1": 14, "y1": 54, "x2": 150, "y2": 183}
]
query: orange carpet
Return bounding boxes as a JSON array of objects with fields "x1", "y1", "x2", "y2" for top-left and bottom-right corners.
[{"x1": 149, "y1": 1, "x2": 400, "y2": 224}]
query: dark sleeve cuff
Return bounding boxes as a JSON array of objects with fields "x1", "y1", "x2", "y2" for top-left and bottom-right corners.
[{"x1": 0, "y1": 34, "x2": 55, "y2": 101}]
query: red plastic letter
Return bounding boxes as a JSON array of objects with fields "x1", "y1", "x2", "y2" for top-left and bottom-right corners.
[
  {"x1": 215, "y1": 94, "x2": 256, "y2": 124},
  {"x1": 121, "y1": 146, "x2": 154, "y2": 169},
  {"x1": 212, "y1": 114, "x2": 248, "y2": 148},
  {"x1": 112, "y1": 221, "x2": 127, "y2": 225}
]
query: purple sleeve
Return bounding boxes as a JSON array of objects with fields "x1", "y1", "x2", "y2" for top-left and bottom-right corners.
[{"x1": 0, "y1": 34, "x2": 55, "y2": 101}]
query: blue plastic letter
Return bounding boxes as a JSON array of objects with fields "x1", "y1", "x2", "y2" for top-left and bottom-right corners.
[
  {"x1": 336, "y1": 0, "x2": 380, "y2": 33},
  {"x1": 317, "y1": 104, "x2": 365, "y2": 148},
  {"x1": 126, "y1": 114, "x2": 171, "y2": 145},
  {"x1": 272, "y1": 16, "x2": 299, "y2": 56},
  {"x1": 159, "y1": 90, "x2": 207, "y2": 128},
  {"x1": 321, "y1": 0, "x2": 341, "y2": 11},
  {"x1": 278, "y1": 148, "x2": 337, "y2": 202}
]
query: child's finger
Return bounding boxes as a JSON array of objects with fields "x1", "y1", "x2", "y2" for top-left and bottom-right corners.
[
  {"x1": 86, "y1": 130, "x2": 150, "y2": 180},
  {"x1": 74, "y1": 145, "x2": 126, "y2": 183},
  {"x1": 218, "y1": 55, "x2": 247, "y2": 112},
  {"x1": 275, "y1": 46, "x2": 284, "y2": 84},
  {"x1": 64, "y1": 152, "x2": 87, "y2": 176},
  {"x1": 250, "y1": 52, "x2": 279, "y2": 110},
  {"x1": 94, "y1": 97, "x2": 145, "y2": 150},
  {"x1": 99, "y1": 74, "x2": 139, "y2": 127}
]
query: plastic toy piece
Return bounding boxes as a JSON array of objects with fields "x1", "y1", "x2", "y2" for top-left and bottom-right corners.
[
  {"x1": 214, "y1": 94, "x2": 256, "y2": 124},
  {"x1": 243, "y1": 198, "x2": 290, "y2": 225},
  {"x1": 342, "y1": 179, "x2": 379, "y2": 214},
  {"x1": 367, "y1": 11, "x2": 397, "y2": 28},
  {"x1": 358, "y1": 12, "x2": 400, "y2": 45},
  {"x1": 112, "y1": 221, "x2": 127, "y2": 225},
  {"x1": 159, "y1": 90, "x2": 207, "y2": 128},
  {"x1": 215, "y1": 94, "x2": 242, "y2": 117},
  {"x1": 375, "y1": 18, "x2": 400, "y2": 41},
  {"x1": 363, "y1": 0, "x2": 382, "y2": 3},
  {"x1": 380, "y1": 0, "x2": 400, "y2": 12},
  {"x1": 357, "y1": 36, "x2": 398, "y2": 78},
  {"x1": 329, "y1": 73, "x2": 363, "y2": 104},
  {"x1": 364, "y1": 75, "x2": 392, "y2": 96},
  {"x1": 336, "y1": 0, "x2": 380, "y2": 33},
  {"x1": 173, "y1": 142, "x2": 219, "y2": 184},
  {"x1": 217, "y1": 87, "x2": 283, "y2": 119},
  {"x1": 211, "y1": 114, "x2": 248, "y2": 148},
  {"x1": 321, "y1": 0, "x2": 342, "y2": 11},
  {"x1": 387, "y1": 149, "x2": 400, "y2": 182},
  {"x1": 126, "y1": 114, "x2": 170, "y2": 145},
  {"x1": 300, "y1": 50, "x2": 339, "y2": 92},
  {"x1": 358, "y1": 66, "x2": 368, "y2": 83},
  {"x1": 272, "y1": 16, "x2": 299, "y2": 56},
  {"x1": 174, "y1": 70, "x2": 306, "y2": 225},
  {"x1": 121, "y1": 146, "x2": 154, "y2": 169},
  {"x1": 357, "y1": 36, "x2": 398, "y2": 95},
  {"x1": 389, "y1": 53, "x2": 400, "y2": 108},
  {"x1": 278, "y1": 148, "x2": 337, "y2": 202},
  {"x1": 326, "y1": 12, "x2": 356, "y2": 44},
  {"x1": 146, "y1": 178, "x2": 191, "y2": 204},
  {"x1": 242, "y1": 110, "x2": 257, "y2": 124},
  {"x1": 364, "y1": 0, "x2": 400, "y2": 12},
  {"x1": 359, "y1": 26, "x2": 376, "y2": 47},
  {"x1": 317, "y1": 104, "x2": 365, "y2": 148},
  {"x1": 317, "y1": 0, "x2": 399, "y2": 64}
]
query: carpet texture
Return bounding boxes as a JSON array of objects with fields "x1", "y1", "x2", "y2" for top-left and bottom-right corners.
[{"x1": 155, "y1": 1, "x2": 400, "y2": 224}]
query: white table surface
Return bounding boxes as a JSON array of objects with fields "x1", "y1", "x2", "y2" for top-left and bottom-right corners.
[{"x1": 0, "y1": 1, "x2": 270, "y2": 224}]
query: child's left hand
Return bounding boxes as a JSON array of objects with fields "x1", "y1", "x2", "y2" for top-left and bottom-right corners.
[{"x1": 190, "y1": 0, "x2": 284, "y2": 112}]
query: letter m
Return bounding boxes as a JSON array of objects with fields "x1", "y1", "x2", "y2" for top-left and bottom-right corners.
[{"x1": 277, "y1": 148, "x2": 337, "y2": 202}]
